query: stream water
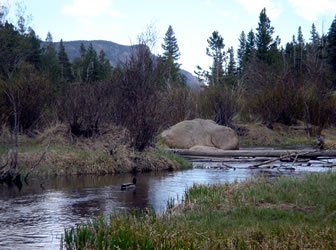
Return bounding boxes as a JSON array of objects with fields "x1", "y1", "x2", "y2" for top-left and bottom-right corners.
[{"x1": 0, "y1": 159, "x2": 334, "y2": 249}]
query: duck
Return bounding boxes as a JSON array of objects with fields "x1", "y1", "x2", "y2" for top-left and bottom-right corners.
[{"x1": 121, "y1": 176, "x2": 136, "y2": 190}]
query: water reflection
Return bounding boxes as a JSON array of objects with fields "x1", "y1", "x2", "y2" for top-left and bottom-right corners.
[{"x1": 0, "y1": 164, "x2": 334, "y2": 249}]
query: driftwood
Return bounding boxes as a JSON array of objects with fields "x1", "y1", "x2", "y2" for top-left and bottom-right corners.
[
  {"x1": 169, "y1": 149, "x2": 336, "y2": 159},
  {"x1": 248, "y1": 144, "x2": 336, "y2": 169},
  {"x1": 193, "y1": 157, "x2": 278, "y2": 163},
  {"x1": 171, "y1": 144, "x2": 336, "y2": 171}
]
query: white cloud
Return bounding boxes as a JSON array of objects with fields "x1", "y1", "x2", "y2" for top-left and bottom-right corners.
[
  {"x1": 288, "y1": 0, "x2": 336, "y2": 21},
  {"x1": 236, "y1": 0, "x2": 283, "y2": 18},
  {"x1": 62, "y1": 0, "x2": 123, "y2": 18}
]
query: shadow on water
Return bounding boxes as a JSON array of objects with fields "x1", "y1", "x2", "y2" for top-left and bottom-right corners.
[{"x1": 0, "y1": 159, "x2": 334, "y2": 249}]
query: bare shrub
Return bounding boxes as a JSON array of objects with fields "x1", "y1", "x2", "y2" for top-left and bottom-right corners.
[
  {"x1": 57, "y1": 81, "x2": 112, "y2": 138},
  {"x1": 162, "y1": 87, "x2": 197, "y2": 127},
  {"x1": 0, "y1": 62, "x2": 52, "y2": 132},
  {"x1": 242, "y1": 62, "x2": 304, "y2": 127},
  {"x1": 301, "y1": 48, "x2": 335, "y2": 131},
  {"x1": 111, "y1": 45, "x2": 164, "y2": 151},
  {"x1": 198, "y1": 84, "x2": 237, "y2": 127}
]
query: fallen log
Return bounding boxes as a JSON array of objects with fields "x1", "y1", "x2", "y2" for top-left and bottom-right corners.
[
  {"x1": 193, "y1": 157, "x2": 278, "y2": 163},
  {"x1": 169, "y1": 149, "x2": 336, "y2": 159},
  {"x1": 249, "y1": 144, "x2": 336, "y2": 169}
]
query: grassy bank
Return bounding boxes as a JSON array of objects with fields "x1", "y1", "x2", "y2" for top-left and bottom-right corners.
[
  {"x1": 238, "y1": 122, "x2": 315, "y2": 147},
  {"x1": 63, "y1": 172, "x2": 336, "y2": 249},
  {"x1": 0, "y1": 124, "x2": 191, "y2": 177}
]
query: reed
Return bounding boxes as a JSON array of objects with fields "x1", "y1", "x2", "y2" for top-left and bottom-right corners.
[{"x1": 63, "y1": 172, "x2": 336, "y2": 249}]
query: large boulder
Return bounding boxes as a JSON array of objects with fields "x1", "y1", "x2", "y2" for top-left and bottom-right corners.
[{"x1": 161, "y1": 119, "x2": 239, "y2": 150}]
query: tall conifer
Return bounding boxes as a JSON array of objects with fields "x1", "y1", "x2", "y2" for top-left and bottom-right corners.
[{"x1": 256, "y1": 8, "x2": 274, "y2": 63}]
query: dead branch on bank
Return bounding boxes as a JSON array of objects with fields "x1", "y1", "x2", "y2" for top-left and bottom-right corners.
[
  {"x1": 23, "y1": 136, "x2": 54, "y2": 183},
  {"x1": 249, "y1": 144, "x2": 336, "y2": 169}
]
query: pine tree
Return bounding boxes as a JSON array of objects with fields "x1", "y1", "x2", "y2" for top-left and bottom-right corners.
[
  {"x1": 80, "y1": 42, "x2": 86, "y2": 58},
  {"x1": 256, "y1": 8, "x2": 274, "y2": 63},
  {"x1": 226, "y1": 46, "x2": 236, "y2": 85},
  {"x1": 206, "y1": 31, "x2": 225, "y2": 85},
  {"x1": 98, "y1": 49, "x2": 111, "y2": 80},
  {"x1": 327, "y1": 16, "x2": 336, "y2": 74},
  {"x1": 161, "y1": 25, "x2": 181, "y2": 85},
  {"x1": 83, "y1": 43, "x2": 99, "y2": 81},
  {"x1": 237, "y1": 31, "x2": 246, "y2": 73},
  {"x1": 296, "y1": 26, "x2": 305, "y2": 73},
  {"x1": 245, "y1": 29, "x2": 256, "y2": 62},
  {"x1": 310, "y1": 23, "x2": 320, "y2": 47},
  {"x1": 41, "y1": 32, "x2": 60, "y2": 83},
  {"x1": 162, "y1": 25, "x2": 181, "y2": 65},
  {"x1": 227, "y1": 46, "x2": 236, "y2": 75},
  {"x1": 58, "y1": 39, "x2": 73, "y2": 82}
]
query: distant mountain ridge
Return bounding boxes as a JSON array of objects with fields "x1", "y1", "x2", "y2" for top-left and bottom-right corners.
[{"x1": 47, "y1": 40, "x2": 201, "y2": 90}]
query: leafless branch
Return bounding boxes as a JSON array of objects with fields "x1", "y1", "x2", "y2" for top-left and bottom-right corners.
[{"x1": 23, "y1": 135, "x2": 53, "y2": 183}]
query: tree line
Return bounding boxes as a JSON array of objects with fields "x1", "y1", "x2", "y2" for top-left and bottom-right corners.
[
  {"x1": 1, "y1": 4, "x2": 336, "y2": 156},
  {"x1": 196, "y1": 8, "x2": 336, "y2": 134}
]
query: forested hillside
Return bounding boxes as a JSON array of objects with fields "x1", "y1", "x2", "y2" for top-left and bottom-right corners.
[{"x1": 44, "y1": 40, "x2": 201, "y2": 89}]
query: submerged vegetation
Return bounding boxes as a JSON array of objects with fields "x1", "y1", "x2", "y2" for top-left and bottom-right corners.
[{"x1": 63, "y1": 172, "x2": 336, "y2": 249}]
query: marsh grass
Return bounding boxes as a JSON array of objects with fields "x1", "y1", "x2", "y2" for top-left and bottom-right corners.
[
  {"x1": 63, "y1": 172, "x2": 336, "y2": 249},
  {"x1": 0, "y1": 123, "x2": 184, "y2": 177},
  {"x1": 155, "y1": 150, "x2": 192, "y2": 170},
  {"x1": 238, "y1": 122, "x2": 315, "y2": 147}
]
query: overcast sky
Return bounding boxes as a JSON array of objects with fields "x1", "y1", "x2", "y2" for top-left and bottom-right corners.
[{"x1": 2, "y1": 0, "x2": 336, "y2": 73}]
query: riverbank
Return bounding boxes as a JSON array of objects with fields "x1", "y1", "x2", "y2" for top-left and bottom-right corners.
[
  {"x1": 0, "y1": 124, "x2": 191, "y2": 177},
  {"x1": 64, "y1": 172, "x2": 336, "y2": 249},
  {"x1": 2, "y1": 122, "x2": 336, "y2": 178}
]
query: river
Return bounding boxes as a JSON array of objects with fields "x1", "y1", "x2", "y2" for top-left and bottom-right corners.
[{"x1": 0, "y1": 160, "x2": 334, "y2": 249}]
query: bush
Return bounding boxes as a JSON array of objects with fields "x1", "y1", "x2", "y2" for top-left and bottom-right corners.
[
  {"x1": 162, "y1": 86, "x2": 197, "y2": 128},
  {"x1": 111, "y1": 45, "x2": 165, "y2": 151},
  {"x1": 242, "y1": 63, "x2": 304, "y2": 127},
  {"x1": 0, "y1": 63, "x2": 52, "y2": 131},
  {"x1": 198, "y1": 84, "x2": 237, "y2": 127},
  {"x1": 57, "y1": 81, "x2": 112, "y2": 137}
]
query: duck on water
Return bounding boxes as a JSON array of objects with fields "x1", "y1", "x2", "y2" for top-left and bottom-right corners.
[{"x1": 121, "y1": 176, "x2": 136, "y2": 190}]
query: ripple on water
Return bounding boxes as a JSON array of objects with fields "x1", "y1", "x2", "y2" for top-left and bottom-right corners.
[{"x1": 0, "y1": 162, "x2": 334, "y2": 249}]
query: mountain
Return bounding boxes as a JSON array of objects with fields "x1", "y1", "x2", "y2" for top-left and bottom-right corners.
[{"x1": 47, "y1": 40, "x2": 202, "y2": 90}]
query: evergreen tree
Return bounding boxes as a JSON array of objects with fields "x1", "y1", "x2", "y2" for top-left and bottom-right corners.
[
  {"x1": 237, "y1": 31, "x2": 246, "y2": 73},
  {"x1": 72, "y1": 42, "x2": 86, "y2": 81},
  {"x1": 80, "y1": 42, "x2": 86, "y2": 58},
  {"x1": 58, "y1": 39, "x2": 73, "y2": 82},
  {"x1": 161, "y1": 25, "x2": 182, "y2": 85},
  {"x1": 162, "y1": 25, "x2": 181, "y2": 65},
  {"x1": 284, "y1": 41, "x2": 295, "y2": 67},
  {"x1": 41, "y1": 32, "x2": 60, "y2": 83},
  {"x1": 296, "y1": 26, "x2": 305, "y2": 73},
  {"x1": 98, "y1": 49, "x2": 112, "y2": 80},
  {"x1": 72, "y1": 43, "x2": 111, "y2": 82},
  {"x1": 245, "y1": 29, "x2": 256, "y2": 62},
  {"x1": 255, "y1": 8, "x2": 274, "y2": 63},
  {"x1": 226, "y1": 46, "x2": 236, "y2": 85},
  {"x1": 327, "y1": 16, "x2": 336, "y2": 74},
  {"x1": 0, "y1": 20, "x2": 41, "y2": 80},
  {"x1": 310, "y1": 23, "x2": 320, "y2": 47},
  {"x1": 83, "y1": 42, "x2": 99, "y2": 82},
  {"x1": 45, "y1": 31, "x2": 52, "y2": 43},
  {"x1": 206, "y1": 31, "x2": 225, "y2": 85},
  {"x1": 227, "y1": 46, "x2": 236, "y2": 75}
]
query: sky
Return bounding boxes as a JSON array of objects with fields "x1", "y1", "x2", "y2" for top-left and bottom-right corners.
[{"x1": 1, "y1": 0, "x2": 336, "y2": 73}]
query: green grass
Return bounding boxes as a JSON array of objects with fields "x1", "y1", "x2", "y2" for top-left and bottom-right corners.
[
  {"x1": 155, "y1": 150, "x2": 192, "y2": 170},
  {"x1": 240, "y1": 135, "x2": 314, "y2": 147},
  {"x1": 63, "y1": 172, "x2": 336, "y2": 249}
]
